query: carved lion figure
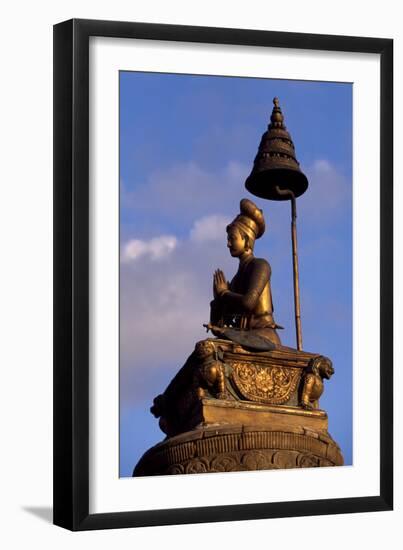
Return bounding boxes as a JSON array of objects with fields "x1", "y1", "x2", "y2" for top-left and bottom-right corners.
[
  {"x1": 300, "y1": 356, "x2": 334, "y2": 410},
  {"x1": 193, "y1": 340, "x2": 227, "y2": 399}
]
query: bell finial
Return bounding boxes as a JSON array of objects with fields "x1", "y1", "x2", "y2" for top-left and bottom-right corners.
[
  {"x1": 245, "y1": 97, "x2": 308, "y2": 201},
  {"x1": 269, "y1": 97, "x2": 285, "y2": 129}
]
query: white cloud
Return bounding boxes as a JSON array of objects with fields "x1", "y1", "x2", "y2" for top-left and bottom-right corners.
[
  {"x1": 189, "y1": 214, "x2": 231, "y2": 243},
  {"x1": 312, "y1": 159, "x2": 332, "y2": 172},
  {"x1": 119, "y1": 215, "x2": 237, "y2": 404},
  {"x1": 121, "y1": 235, "x2": 178, "y2": 263}
]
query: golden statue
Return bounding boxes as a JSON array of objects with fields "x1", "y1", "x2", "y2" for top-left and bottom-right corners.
[
  {"x1": 133, "y1": 100, "x2": 344, "y2": 476},
  {"x1": 208, "y1": 198, "x2": 282, "y2": 349},
  {"x1": 133, "y1": 198, "x2": 343, "y2": 475}
]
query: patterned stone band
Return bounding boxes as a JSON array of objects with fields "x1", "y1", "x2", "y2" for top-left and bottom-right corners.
[{"x1": 133, "y1": 425, "x2": 343, "y2": 476}]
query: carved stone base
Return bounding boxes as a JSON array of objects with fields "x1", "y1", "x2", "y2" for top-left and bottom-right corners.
[
  {"x1": 133, "y1": 401, "x2": 343, "y2": 476},
  {"x1": 150, "y1": 338, "x2": 334, "y2": 438}
]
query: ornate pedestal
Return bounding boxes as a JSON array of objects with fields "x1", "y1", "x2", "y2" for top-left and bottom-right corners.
[{"x1": 133, "y1": 338, "x2": 343, "y2": 476}]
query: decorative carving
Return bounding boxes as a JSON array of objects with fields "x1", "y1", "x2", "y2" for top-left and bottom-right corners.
[
  {"x1": 157, "y1": 449, "x2": 330, "y2": 475},
  {"x1": 185, "y1": 458, "x2": 209, "y2": 474},
  {"x1": 232, "y1": 362, "x2": 301, "y2": 404},
  {"x1": 300, "y1": 356, "x2": 334, "y2": 409},
  {"x1": 272, "y1": 450, "x2": 299, "y2": 469},
  {"x1": 133, "y1": 426, "x2": 344, "y2": 476},
  {"x1": 240, "y1": 450, "x2": 273, "y2": 470},
  {"x1": 297, "y1": 453, "x2": 321, "y2": 468},
  {"x1": 210, "y1": 455, "x2": 239, "y2": 472},
  {"x1": 148, "y1": 337, "x2": 336, "y2": 438}
]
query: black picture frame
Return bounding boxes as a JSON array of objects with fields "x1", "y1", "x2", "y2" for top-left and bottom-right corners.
[{"x1": 53, "y1": 18, "x2": 393, "y2": 531}]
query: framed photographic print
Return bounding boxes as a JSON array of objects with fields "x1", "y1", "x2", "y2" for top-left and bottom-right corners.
[{"x1": 53, "y1": 18, "x2": 393, "y2": 530}]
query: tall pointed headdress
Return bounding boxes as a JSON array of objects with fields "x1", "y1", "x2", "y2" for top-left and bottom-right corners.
[{"x1": 227, "y1": 198, "x2": 265, "y2": 241}]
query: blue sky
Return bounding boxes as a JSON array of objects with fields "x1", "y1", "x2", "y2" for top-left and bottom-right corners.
[{"x1": 119, "y1": 71, "x2": 352, "y2": 476}]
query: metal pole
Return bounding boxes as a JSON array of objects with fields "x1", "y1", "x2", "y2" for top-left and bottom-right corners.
[
  {"x1": 290, "y1": 194, "x2": 303, "y2": 350},
  {"x1": 275, "y1": 187, "x2": 303, "y2": 350}
]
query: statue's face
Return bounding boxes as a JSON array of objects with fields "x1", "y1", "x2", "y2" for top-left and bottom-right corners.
[{"x1": 227, "y1": 226, "x2": 247, "y2": 257}]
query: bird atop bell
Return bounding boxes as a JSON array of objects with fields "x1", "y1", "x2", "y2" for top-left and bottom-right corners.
[{"x1": 245, "y1": 97, "x2": 309, "y2": 201}]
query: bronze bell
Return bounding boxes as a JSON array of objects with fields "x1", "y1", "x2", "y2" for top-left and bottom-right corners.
[{"x1": 245, "y1": 97, "x2": 308, "y2": 200}]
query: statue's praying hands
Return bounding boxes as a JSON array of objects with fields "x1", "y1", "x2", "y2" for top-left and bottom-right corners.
[{"x1": 213, "y1": 269, "x2": 229, "y2": 299}]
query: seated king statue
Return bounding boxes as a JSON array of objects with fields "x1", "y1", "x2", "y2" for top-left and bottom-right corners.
[
  {"x1": 133, "y1": 199, "x2": 344, "y2": 476},
  {"x1": 209, "y1": 198, "x2": 282, "y2": 350}
]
